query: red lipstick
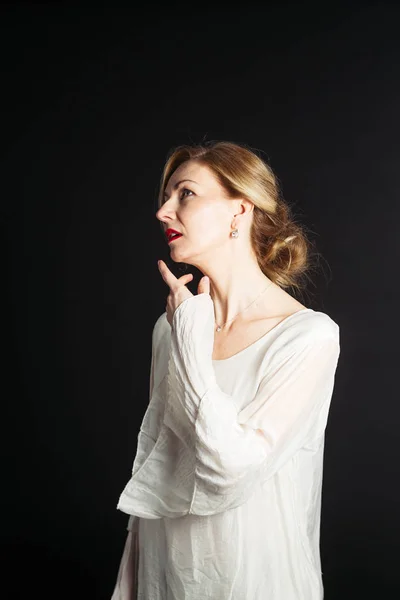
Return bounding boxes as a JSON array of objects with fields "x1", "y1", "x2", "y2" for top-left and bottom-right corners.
[{"x1": 165, "y1": 228, "x2": 183, "y2": 243}]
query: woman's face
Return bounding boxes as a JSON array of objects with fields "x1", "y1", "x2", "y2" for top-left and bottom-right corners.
[{"x1": 156, "y1": 160, "x2": 236, "y2": 267}]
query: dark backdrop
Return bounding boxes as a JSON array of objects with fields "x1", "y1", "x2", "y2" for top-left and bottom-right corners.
[{"x1": 3, "y1": 2, "x2": 399, "y2": 599}]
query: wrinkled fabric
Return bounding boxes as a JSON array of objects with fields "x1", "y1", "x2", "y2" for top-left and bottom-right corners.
[{"x1": 111, "y1": 294, "x2": 340, "y2": 599}]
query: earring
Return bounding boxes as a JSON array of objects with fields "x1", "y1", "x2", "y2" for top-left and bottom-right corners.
[{"x1": 230, "y1": 228, "x2": 239, "y2": 238}]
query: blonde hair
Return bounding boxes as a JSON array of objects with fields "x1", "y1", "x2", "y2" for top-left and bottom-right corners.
[{"x1": 158, "y1": 140, "x2": 320, "y2": 298}]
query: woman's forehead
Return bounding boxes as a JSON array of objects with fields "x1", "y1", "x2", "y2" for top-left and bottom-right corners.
[{"x1": 167, "y1": 161, "x2": 217, "y2": 190}]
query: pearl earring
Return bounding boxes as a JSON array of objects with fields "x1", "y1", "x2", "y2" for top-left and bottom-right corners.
[{"x1": 230, "y1": 228, "x2": 239, "y2": 238}]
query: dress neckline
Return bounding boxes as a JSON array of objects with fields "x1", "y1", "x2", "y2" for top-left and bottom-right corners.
[{"x1": 212, "y1": 308, "x2": 313, "y2": 363}]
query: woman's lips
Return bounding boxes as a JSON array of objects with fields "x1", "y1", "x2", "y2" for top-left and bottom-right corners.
[{"x1": 168, "y1": 234, "x2": 183, "y2": 244}]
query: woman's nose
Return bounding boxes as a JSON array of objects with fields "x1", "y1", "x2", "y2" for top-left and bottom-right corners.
[{"x1": 156, "y1": 201, "x2": 174, "y2": 222}]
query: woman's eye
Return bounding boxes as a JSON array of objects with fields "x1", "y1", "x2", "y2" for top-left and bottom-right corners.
[{"x1": 180, "y1": 188, "x2": 193, "y2": 199}]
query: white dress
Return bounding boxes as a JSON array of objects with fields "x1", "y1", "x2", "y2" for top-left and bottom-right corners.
[{"x1": 111, "y1": 293, "x2": 340, "y2": 600}]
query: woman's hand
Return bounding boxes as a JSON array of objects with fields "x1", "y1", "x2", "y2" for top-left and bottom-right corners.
[{"x1": 158, "y1": 260, "x2": 210, "y2": 327}]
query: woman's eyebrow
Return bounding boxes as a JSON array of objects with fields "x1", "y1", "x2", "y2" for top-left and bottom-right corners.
[{"x1": 164, "y1": 179, "x2": 198, "y2": 198}]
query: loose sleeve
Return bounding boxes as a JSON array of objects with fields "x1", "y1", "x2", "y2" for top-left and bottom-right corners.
[
  {"x1": 125, "y1": 313, "x2": 169, "y2": 529},
  {"x1": 163, "y1": 293, "x2": 340, "y2": 515}
]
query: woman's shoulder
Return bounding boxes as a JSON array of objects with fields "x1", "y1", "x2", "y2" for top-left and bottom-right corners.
[
  {"x1": 258, "y1": 283, "x2": 339, "y2": 341},
  {"x1": 274, "y1": 307, "x2": 340, "y2": 352}
]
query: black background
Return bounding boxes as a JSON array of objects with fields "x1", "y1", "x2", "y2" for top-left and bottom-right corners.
[{"x1": 3, "y1": 1, "x2": 399, "y2": 598}]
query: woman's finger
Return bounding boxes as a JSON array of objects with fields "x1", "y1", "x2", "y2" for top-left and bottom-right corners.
[
  {"x1": 197, "y1": 275, "x2": 210, "y2": 295},
  {"x1": 157, "y1": 260, "x2": 177, "y2": 289},
  {"x1": 159, "y1": 260, "x2": 194, "y2": 292},
  {"x1": 178, "y1": 274, "x2": 193, "y2": 287}
]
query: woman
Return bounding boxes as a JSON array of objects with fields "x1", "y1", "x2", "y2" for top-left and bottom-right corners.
[{"x1": 111, "y1": 141, "x2": 340, "y2": 599}]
